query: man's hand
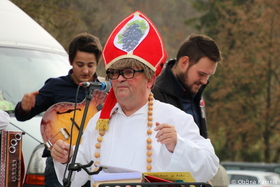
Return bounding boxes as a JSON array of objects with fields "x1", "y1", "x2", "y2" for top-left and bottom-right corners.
[
  {"x1": 51, "y1": 140, "x2": 73, "y2": 164},
  {"x1": 154, "y1": 122, "x2": 177, "y2": 152},
  {"x1": 20, "y1": 91, "x2": 39, "y2": 112}
]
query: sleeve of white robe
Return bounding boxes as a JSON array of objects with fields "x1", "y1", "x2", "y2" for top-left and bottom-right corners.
[{"x1": 153, "y1": 101, "x2": 219, "y2": 182}]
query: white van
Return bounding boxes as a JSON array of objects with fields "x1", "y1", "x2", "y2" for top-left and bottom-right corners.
[{"x1": 0, "y1": 0, "x2": 70, "y2": 186}]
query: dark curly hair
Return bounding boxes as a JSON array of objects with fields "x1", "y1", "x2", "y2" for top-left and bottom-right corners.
[{"x1": 68, "y1": 33, "x2": 102, "y2": 64}]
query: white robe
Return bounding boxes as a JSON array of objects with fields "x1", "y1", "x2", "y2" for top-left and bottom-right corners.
[
  {"x1": 0, "y1": 109, "x2": 9, "y2": 130},
  {"x1": 54, "y1": 100, "x2": 219, "y2": 186}
]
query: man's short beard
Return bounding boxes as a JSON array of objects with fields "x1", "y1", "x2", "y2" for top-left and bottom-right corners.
[{"x1": 176, "y1": 69, "x2": 196, "y2": 96}]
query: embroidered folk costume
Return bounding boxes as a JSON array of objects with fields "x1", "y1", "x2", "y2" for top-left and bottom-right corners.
[{"x1": 53, "y1": 11, "x2": 219, "y2": 186}]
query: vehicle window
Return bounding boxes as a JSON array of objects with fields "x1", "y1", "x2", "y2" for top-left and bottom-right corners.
[
  {"x1": 243, "y1": 167, "x2": 267, "y2": 172},
  {"x1": 224, "y1": 166, "x2": 241, "y2": 170},
  {"x1": 0, "y1": 47, "x2": 70, "y2": 111},
  {"x1": 222, "y1": 162, "x2": 280, "y2": 175},
  {"x1": 274, "y1": 167, "x2": 280, "y2": 174}
]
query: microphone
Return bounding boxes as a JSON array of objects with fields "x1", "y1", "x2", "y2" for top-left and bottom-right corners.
[{"x1": 79, "y1": 81, "x2": 111, "y2": 92}]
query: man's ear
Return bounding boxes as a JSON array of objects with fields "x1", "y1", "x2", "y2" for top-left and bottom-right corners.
[
  {"x1": 178, "y1": 56, "x2": 190, "y2": 70},
  {"x1": 148, "y1": 75, "x2": 156, "y2": 89}
]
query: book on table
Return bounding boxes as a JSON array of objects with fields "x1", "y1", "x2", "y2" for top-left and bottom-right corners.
[
  {"x1": 142, "y1": 172, "x2": 196, "y2": 183},
  {"x1": 92, "y1": 164, "x2": 196, "y2": 187},
  {"x1": 91, "y1": 164, "x2": 142, "y2": 187}
]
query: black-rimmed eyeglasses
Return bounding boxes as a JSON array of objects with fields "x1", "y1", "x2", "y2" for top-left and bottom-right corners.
[{"x1": 106, "y1": 67, "x2": 144, "y2": 80}]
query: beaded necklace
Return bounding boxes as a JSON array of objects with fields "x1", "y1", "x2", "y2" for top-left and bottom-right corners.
[{"x1": 93, "y1": 92, "x2": 154, "y2": 172}]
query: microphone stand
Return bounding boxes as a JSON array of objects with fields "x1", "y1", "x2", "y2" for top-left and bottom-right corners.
[{"x1": 63, "y1": 86, "x2": 103, "y2": 187}]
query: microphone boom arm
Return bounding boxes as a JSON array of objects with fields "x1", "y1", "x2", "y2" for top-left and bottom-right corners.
[{"x1": 67, "y1": 161, "x2": 103, "y2": 175}]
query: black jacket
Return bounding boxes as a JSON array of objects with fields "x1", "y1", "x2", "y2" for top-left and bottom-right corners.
[
  {"x1": 152, "y1": 59, "x2": 208, "y2": 138},
  {"x1": 15, "y1": 70, "x2": 100, "y2": 157}
]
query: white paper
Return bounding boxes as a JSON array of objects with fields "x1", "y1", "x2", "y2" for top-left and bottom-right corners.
[{"x1": 92, "y1": 164, "x2": 142, "y2": 182}]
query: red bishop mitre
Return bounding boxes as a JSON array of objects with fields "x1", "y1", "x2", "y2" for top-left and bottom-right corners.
[{"x1": 96, "y1": 11, "x2": 167, "y2": 131}]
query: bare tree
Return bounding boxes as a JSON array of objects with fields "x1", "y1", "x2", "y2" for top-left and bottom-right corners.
[{"x1": 204, "y1": 0, "x2": 280, "y2": 162}]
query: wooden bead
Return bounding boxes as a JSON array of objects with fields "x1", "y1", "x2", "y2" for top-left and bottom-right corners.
[
  {"x1": 147, "y1": 129, "x2": 152, "y2": 135},
  {"x1": 97, "y1": 136, "x2": 103, "y2": 142},
  {"x1": 146, "y1": 164, "x2": 152, "y2": 170},
  {"x1": 147, "y1": 121, "x2": 153, "y2": 127},
  {"x1": 94, "y1": 161, "x2": 100, "y2": 167},
  {"x1": 147, "y1": 151, "x2": 152, "y2": 156},
  {"x1": 147, "y1": 116, "x2": 153, "y2": 121},
  {"x1": 146, "y1": 138, "x2": 152, "y2": 144},
  {"x1": 95, "y1": 143, "x2": 101, "y2": 149},
  {"x1": 99, "y1": 130, "x2": 105, "y2": 136},
  {"x1": 148, "y1": 110, "x2": 153, "y2": 115},
  {"x1": 94, "y1": 152, "x2": 100, "y2": 158},
  {"x1": 148, "y1": 106, "x2": 153, "y2": 110},
  {"x1": 146, "y1": 144, "x2": 152, "y2": 150},
  {"x1": 147, "y1": 157, "x2": 152, "y2": 163}
]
